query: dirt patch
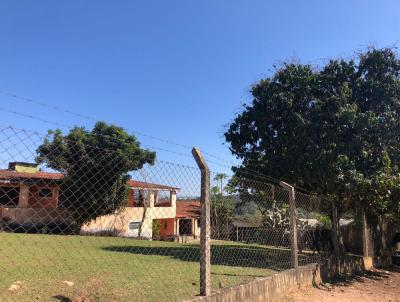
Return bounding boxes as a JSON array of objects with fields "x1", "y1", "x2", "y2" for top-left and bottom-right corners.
[{"x1": 280, "y1": 267, "x2": 400, "y2": 302}]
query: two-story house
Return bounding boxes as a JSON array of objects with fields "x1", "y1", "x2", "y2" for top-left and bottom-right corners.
[{"x1": 0, "y1": 162, "x2": 200, "y2": 240}]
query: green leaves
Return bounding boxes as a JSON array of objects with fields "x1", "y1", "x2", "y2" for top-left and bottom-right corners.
[
  {"x1": 225, "y1": 47, "x2": 400, "y2": 221},
  {"x1": 36, "y1": 121, "x2": 156, "y2": 229}
]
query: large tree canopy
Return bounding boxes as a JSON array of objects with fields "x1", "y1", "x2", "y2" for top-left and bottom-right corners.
[
  {"x1": 225, "y1": 48, "x2": 400, "y2": 221},
  {"x1": 36, "y1": 121, "x2": 155, "y2": 230}
]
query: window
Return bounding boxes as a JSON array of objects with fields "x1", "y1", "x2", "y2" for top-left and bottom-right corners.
[
  {"x1": 0, "y1": 187, "x2": 20, "y2": 207},
  {"x1": 129, "y1": 221, "x2": 141, "y2": 230},
  {"x1": 155, "y1": 190, "x2": 171, "y2": 207},
  {"x1": 39, "y1": 188, "x2": 53, "y2": 198}
]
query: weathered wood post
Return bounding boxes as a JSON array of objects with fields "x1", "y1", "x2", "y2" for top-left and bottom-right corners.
[
  {"x1": 192, "y1": 147, "x2": 211, "y2": 296},
  {"x1": 280, "y1": 181, "x2": 298, "y2": 269}
]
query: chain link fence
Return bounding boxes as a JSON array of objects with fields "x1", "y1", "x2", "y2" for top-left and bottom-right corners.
[
  {"x1": 209, "y1": 173, "x2": 332, "y2": 273},
  {"x1": 0, "y1": 125, "x2": 335, "y2": 302}
]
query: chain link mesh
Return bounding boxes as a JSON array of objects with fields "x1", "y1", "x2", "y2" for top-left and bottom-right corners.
[{"x1": 0, "y1": 126, "x2": 335, "y2": 302}]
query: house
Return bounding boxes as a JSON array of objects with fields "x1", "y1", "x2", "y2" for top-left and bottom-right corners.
[
  {"x1": 173, "y1": 199, "x2": 201, "y2": 242},
  {"x1": 0, "y1": 162, "x2": 201, "y2": 241},
  {"x1": 230, "y1": 219, "x2": 262, "y2": 242},
  {"x1": 81, "y1": 180, "x2": 179, "y2": 239},
  {"x1": 0, "y1": 162, "x2": 71, "y2": 232}
]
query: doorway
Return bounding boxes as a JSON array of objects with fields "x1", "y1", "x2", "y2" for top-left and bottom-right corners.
[{"x1": 179, "y1": 219, "x2": 192, "y2": 236}]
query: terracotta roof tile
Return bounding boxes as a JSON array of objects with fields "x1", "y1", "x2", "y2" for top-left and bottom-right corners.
[
  {"x1": 127, "y1": 180, "x2": 179, "y2": 191},
  {"x1": 176, "y1": 199, "x2": 200, "y2": 218},
  {"x1": 0, "y1": 169, "x2": 63, "y2": 180},
  {"x1": 0, "y1": 169, "x2": 179, "y2": 191}
]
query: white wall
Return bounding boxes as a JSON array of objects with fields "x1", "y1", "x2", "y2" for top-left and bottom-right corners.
[{"x1": 81, "y1": 190, "x2": 177, "y2": 239}]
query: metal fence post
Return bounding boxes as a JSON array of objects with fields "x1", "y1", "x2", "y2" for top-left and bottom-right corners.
[
  {"x1": 192, "y1": 147, "x2": 211, "y2": 296},
  {"x1": 280, "y1": 181, "x2": 298, "y2": 269}
]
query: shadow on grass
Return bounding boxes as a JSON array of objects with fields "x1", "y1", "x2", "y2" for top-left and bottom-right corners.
[{"x1": 102, "y1": 244, "x2": 315, "y2": 271}]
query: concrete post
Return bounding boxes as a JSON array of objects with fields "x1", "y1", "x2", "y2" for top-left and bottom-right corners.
[
  {"x1": 18, "y1": 184, "x2": 30, "y2": 208},
  {"x1": 192, "y1": 147, "x2": 211, "y2": 296},
  {"x1": 362, "y1": 209, "x2": 373, "y2": 269},
  {"x1": 149, "y1": 191, "x2": 155, "y2": 207},
  {"x1": 362, "y1": 209, "x2": 369, "y2": 257},
  {"x1": 280, "y1": 181, "x2": 298, "y2": 269},
  {"x1": 171, "y1": 190, "x2": 177, "y2": 209}
]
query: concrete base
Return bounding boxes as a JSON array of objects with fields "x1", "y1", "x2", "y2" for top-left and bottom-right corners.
[
  {"x1": 186, "y1": 264, "x2": 320, "y2": 302},
  {"x1": 319, "y1": 255, "x2": 366, "y2": 281},
  {"x1": 186, "y1": 255, "x2": 370, "y2": 302},
  {"x1": 363, "y1": 256, "x2": 374, "y2": 270}
]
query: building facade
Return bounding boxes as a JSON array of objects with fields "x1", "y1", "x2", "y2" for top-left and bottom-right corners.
[
  {"x1": 0, "y1": 162, "x2": 200, "y2": 241},
  {"x1": 81, "y1": 182, "x2": 179, "y2": 239}
]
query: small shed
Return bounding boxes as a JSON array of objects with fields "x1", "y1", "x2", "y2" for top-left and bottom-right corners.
[{"x1": 230, "y1": 219, "x2": 262, "y2": 242}]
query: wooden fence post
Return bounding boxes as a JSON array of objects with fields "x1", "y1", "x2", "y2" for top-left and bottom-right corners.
[
  {"x1": 192, "y1": 147, "x2": 211, "y2": 296},
  {"x1": 280, "y1": 181, "x2": 298, "y2": 269}
]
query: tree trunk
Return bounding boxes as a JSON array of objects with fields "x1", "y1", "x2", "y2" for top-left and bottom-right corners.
[
  {"x1": 371, "y1": 215, "x2": 393, "y2": 265},
  {"x1": 331, "y1": 199, "x2": 343, "y2": 256},
  {"x1": 138, "y1": 206, "x2": 148, "y2": 239}
]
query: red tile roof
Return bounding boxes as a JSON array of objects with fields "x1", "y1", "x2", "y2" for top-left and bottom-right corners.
[
  {"x1": 127, "y1": 180, "x2": 179, "y2": 191},
  {"x1": 0, "y1": 169, "x2": 179, "y2": 191},
  {"x1": 0, "y1": 169, "x2": 63, "y2": 180},
  {"x1": 176, "y1": 199, "x2": 201, "y2": 218}
]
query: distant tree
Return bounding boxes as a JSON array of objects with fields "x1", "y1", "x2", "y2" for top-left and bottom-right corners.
[
  {"x1": 211, "y1": 173, "x2": 234, "y2": 239},
  {"x1": 36, "y1": 121, "x2": 155, "y2": 232},
  {"x1": 225, "y1": 48, "x2": 400, "y2": 253},
  {"x1": 228, "y1": 175, "x2": 283, "y2": 226}
]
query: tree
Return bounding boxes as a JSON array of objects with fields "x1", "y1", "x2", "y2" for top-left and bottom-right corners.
[
  {"x1": 211, "y1": 173, "x2": 234, "y2": 239},
  {"x1": 36, "y1": 121, "x2": 155, "y2": 232},
  {"x1": 225, "y1": 48, "x2": 400, "y2": 254}
]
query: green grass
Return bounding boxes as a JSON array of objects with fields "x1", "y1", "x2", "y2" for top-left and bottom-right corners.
[{"x1": 0, "y1": 233, "x2": 285, "y2": 302}]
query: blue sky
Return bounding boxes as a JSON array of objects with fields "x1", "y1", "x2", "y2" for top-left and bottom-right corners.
[{"x1": 1, "y1": 0, "x2": 400, "y2": 172}]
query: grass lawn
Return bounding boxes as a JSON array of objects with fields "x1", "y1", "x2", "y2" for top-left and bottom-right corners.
[{"x1": 0, "y1": 233, "x2": 289, "y2": 302}]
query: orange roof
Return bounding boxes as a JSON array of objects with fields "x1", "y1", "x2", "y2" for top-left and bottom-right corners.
[
  {"x1": 0, "y1": 169, "x2": 179, "y2": 191},
  {"x1": 127, "y1": 180, "x2": 179, "y2": 191},
  {"x1": 176, "y1": 199, "x2": 201, "y2": 218},
  {"x1": 0, "y1": 169, "x2": 63, "y2": 180}
]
